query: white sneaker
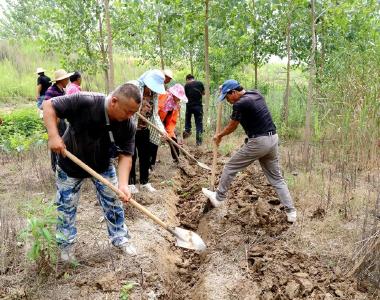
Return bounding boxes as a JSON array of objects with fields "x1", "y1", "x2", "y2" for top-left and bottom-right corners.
[
  {"x1": 128, "y1": 184, "x2": 139, "y2": 194},
  {"x1": 141, "y1": 183, "x2": 157, "y2": 193},
  {"x1": 286, "y1": 210, "x2": 297, "y2": 223},
  {"x1": 60, "y1": 247, "x2": 77, "y2": 263},
  {"x1": 119, "y1": 243, "x2": 137, "y2": 256},
  {"x1": 202, "y1": 188, "x2": 224, "y2": 208}
]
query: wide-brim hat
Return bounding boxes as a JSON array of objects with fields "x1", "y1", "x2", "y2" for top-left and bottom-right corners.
[
  {"x1": 168, "y1": 83, "x2": 188, "y2": 103},
  {"x1": 138, "y1": 69, "x2": 166, "y2": 94},
  {"x1": 163, "y1": 68, "x2": 174, "y2": 79},
  {"x1": 36, "y1": 67, "x2": 45, "y2": 74},
  {"x1": 218, "y1": 79, "x2": 240, "y2": 101},
  {"x1": 51, "y1": 69, "x2": 74, "y2": 82}
]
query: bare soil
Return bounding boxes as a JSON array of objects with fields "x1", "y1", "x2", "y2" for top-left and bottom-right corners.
[{"x1": 0, "y1": 144, "x2": 378, "y2": 299}]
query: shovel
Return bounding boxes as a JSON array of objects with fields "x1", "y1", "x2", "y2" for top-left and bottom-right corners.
[
  {"x1": 136, "y1": 112, "x2": 211, "y2": 171},
  {"x1": 63, "y1": 149, "x2": 206, "y2": 251},
  {"x1": 210, "y1": 103, "x2": 223, "y2": 191},
  {"x1": 204, "y1": 103, "x2": 223, "y2": 213}
]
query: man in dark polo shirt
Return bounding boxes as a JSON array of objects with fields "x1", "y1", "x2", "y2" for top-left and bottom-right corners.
[
  {"x1": 43, "y1": 83, "x2": 141, "y2": 262},
  {"x1": 202, "y1": 79, "x2": 297, "y2": 223},
  {"x1": 183, "y1": 74, "x2": 205, "y2": 145}
]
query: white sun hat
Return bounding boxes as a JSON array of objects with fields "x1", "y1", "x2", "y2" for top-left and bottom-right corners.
[
  {"x1": 163, "y1": 69, "x2": 174, "y2": 79},
  {"x1": 36, "y1": 67, "x2": 45, "y2": 74}
]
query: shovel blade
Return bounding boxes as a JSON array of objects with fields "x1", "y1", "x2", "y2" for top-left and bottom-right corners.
[
  {"x1": 197, "y1": 161, "x2": 212, "y2": 171},
  {"x1": 173, "y1": 227, "x2": 207, "y2": 251}
]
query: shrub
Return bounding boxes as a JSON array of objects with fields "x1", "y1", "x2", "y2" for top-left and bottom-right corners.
[{"x1": 0, "y1": 107, "x2": 47, "y2": 152}]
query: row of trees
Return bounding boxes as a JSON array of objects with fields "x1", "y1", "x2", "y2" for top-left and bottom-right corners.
[{"x1": 1, "y1": 0, "x2": 379, "y2": 159}]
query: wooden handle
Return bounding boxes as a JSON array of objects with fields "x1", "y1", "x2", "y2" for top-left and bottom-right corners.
[
  {"x1": 210, "y1": 103, "x2": 223, "y2": 190},
  {"x1": 136, "y1": 112, "x2": 197, "y2": 163},
  {"x1": 63, "y1": 149, "x2": 169, "y2": 230}
]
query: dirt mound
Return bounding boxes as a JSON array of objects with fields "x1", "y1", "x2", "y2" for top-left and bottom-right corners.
[{"x1": 169, "y1": 150, "x2": 371, "y2": 299}]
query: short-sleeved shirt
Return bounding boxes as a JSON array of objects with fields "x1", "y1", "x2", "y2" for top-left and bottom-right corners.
[
  {"x1": 45, "y1": 83, "x2": 65, "y2": 100},
  {"x1": 185, "y1": 80, "x2": 204, "y2": 107},
  {"x1": 52, "y1": 92, "x2": 136, "y2": 178},
  {"x1": 37, "y1": 75, "x2": 51, "y2": 96},
  {"x1": 66, "y1": 82, "x2": 81, "y2": 95},
  {"x1": 230, "y1": 90, "x2": 276, "y2": 138},
  {"x1": 44, "y1": 84, "x2": 67, "y2": 136}
]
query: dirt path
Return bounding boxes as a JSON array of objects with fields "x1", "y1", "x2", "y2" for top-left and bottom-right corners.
[{"x1": 0, "y1": 145, "x2": 376, "y2": 299}]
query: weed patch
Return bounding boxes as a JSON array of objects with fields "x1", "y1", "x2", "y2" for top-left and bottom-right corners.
[
  {"x1": 0, "y1": 107, "x2": 47, "y2": 152},
  {"x1": 18, "y1": 197, "x2": 58, "y2": 274}
]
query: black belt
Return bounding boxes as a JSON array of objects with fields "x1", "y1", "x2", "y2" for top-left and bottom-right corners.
[{"x1": 248, "y1": 131, "x2": 276, "y2": 138}]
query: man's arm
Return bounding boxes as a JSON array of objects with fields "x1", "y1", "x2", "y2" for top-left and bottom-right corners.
[
  {"x1": 213, "y1": 120, "x2": 240, "y2": 146},
  {"x1": 36, "y1": 84, "x2": 42, "y2": 99},
  {"x1": 43, "y1": 100, "x2": 66, "y2": 154},
  {"x1": 117, "y1": 154, "x2": 132, "y2": 203}
]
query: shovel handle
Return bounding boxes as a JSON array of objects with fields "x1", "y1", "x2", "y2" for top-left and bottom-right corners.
[
  {"x1": 136, "y1": 112, "x2": 197, "y2": 163},
  {"x1": 63, "y1": 149, "x2": 169, "y2": 231},
  {"x1": 210, "y1": 103, "x2": 223, "y2": 190}
]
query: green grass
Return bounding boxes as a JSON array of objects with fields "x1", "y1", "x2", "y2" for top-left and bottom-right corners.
[{"x1": 0, "y1": 107, "x2": 47, "y2": 152}]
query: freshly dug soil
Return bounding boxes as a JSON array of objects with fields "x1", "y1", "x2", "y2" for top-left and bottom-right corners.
[{"x1": 0, "y1": 145, "x2": 376, "y2": 299}]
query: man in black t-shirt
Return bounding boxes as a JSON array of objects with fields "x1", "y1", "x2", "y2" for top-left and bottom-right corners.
[
  {"x1": 183, "y1": 74, "x2": 205, "y2": 145},
  {"x1": 202, "y1": 79, "x2": 297, "y2": 223},
  {"x1": 43, "y1": 83, "x2": 141, "y2": 262},
  {"x1": 36, "y1": 67, "x2": 51, "y2": 110}
]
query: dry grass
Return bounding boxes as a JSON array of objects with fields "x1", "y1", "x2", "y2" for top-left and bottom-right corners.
[{"x1": 0, "y1": 145, "x2": 56, "y2": 290}]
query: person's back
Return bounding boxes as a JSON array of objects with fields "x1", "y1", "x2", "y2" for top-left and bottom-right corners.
[
  {"x1": 183, "y1": 74, "x2": 205, "y2": 145},
  {"x1": 185, "y1": 80, "x2": 204, "y2": 107},
  {"x1": 38, "y1": 74, "x2": 51, "y2": 96},
  {"x1": 36, "y1": 68, "x2": 51, "y2": 110},
  {"x1": 66, "y1": 71, "x2": 82, "y2": 95},
  {"x1": 232, "y1": 90, "x2": 276, "y2": 137},
  {"x1": 52, "y1": 92, "x2": 135, "y2": 178}
]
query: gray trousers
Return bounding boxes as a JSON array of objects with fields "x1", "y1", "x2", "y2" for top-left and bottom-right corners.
[{"x1": 216, "y1": 134, "x2": 295, "y2": 212}]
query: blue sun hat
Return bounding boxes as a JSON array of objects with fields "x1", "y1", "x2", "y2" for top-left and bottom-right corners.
[
  {"x1": 138, "y1": 69, "x2": 166, "y2": 94},
  {"x1": 218, "y1": 79, "x2": 240, "y2": 101}
]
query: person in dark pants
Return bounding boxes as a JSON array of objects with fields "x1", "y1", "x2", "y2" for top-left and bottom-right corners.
[
  {"x1": 127, "y1": 70, "x2": 167, "y2": 194},
  {"x1": 183, "y1": 74, "x2": 204, "y2": 146},
  {"x1": 129, "y1": 128, "x2": 151, "y2": 187},
  {"x1": 202, "y1": 79, "x2": 297, "y2": 223}
]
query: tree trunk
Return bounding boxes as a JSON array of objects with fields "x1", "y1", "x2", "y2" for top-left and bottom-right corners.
[
  {"x1": 158, "y1": 17, "x2": 165, "y2": 70},
  {"x1": 304, "y1": 0, "x2": 316, "y2": 163},
  {"x1": 104, "y1": 0, "x2": 114, "y2": 91},
  {"x1": 252, "y1": 0, "x2": 258, "y2": 89},
  {"x1": 97, "y1": 4, "x2": 109, "y2": 93},
  {"x1": 204, "y1": 0, "x2": 211, "y2": 119},
  {"x1": 254, "y1": 56, "x2": 258, "y2": 89},
  {"x1": 281, "y1": 16, "x2": 291, "y2": 126},
  {"x1": 189, "y1": 49, "x2": 194, "y2": 75}
]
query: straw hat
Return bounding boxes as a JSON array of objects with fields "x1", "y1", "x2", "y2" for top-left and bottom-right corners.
[
  {"x1": 51, "y1": 69, "x2": 74, "y2": 82},
  {"x1": 36, "y1": 67, "x2": 45, "y2": 74},
  {"x1": 163, "y1": 69, "x2": 174, "y2": 79}
]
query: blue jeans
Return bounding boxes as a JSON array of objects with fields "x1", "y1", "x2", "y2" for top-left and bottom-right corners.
[
  {"x1": 185, "y1": 105, "x2": 203, "y2": 145},
  {"x1": 37, "y1": 95, "x2": 45, "y2": 109},
  {"x1": 55, "y1": 164, "x2": 130, "y2": 249}
]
